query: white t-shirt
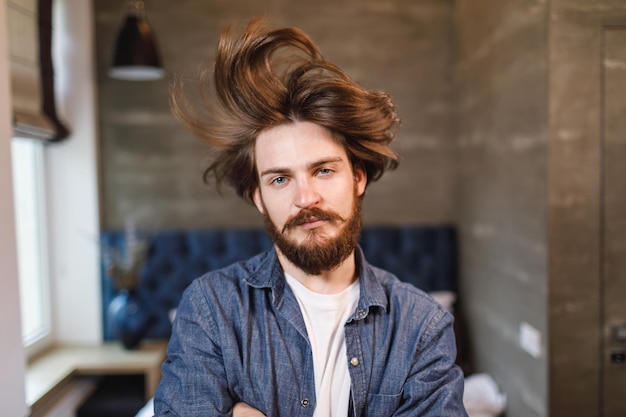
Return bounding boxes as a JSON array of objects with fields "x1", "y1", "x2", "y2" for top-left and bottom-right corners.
[{"x1": 285, "y1": 273, "x2": 360, "y2": 417}]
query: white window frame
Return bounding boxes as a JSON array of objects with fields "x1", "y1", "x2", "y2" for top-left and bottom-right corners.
[{"x1": 11, "y1": 136, "x2": 54, "y2": 357}]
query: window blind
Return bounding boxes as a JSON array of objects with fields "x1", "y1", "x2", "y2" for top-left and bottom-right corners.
[{"x1": 8, "y1": 0, "x2": 69, "y2": 141}]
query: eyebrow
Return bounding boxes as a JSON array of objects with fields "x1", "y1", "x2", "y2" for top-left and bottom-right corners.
[{"x1": 259, "y1": 157, "x2": 344, "y2": 178}]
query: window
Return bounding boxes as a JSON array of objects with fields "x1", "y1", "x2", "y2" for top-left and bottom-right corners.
[{"x1": 11, "y1": 137, "x2": 52, "y2": 352}]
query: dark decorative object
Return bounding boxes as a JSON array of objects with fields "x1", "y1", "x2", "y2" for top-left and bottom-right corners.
[
  {"x1": 104, "y1": 222, "x2": 150, "y2": 349},
  {"x1": 107, "y1": 289, "x2": 149, "y2": 349}
]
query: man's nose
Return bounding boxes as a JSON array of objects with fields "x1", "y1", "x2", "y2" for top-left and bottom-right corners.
[{"x1": 294, "y1": 178, "x2": 321, "y2": 208}]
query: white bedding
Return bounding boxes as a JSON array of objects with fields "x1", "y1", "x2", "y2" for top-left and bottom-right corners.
[{"x1": 136, "y1": 398, "x2": 154, "y2": 417}]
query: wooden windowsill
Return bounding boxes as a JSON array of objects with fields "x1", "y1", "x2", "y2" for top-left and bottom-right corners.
[{"x1": 26, "y1": 340, "x2": 168, "y2": 411}]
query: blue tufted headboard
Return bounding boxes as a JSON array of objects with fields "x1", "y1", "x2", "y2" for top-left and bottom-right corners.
[{"x1": 101, "y1": 225, "x2": 457, "y2": 341}]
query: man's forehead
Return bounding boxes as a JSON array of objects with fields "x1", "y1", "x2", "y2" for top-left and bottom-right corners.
[
  {"x1": 254, "y1": 122, "x2": 350, "y2": 171},
  {"x1": 258, "y1": 156, "x2": 346, "y2": 177}
]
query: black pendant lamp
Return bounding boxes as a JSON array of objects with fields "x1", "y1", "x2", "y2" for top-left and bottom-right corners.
[{"x1": 109, "y1": 0, "x2": 165, "y2": 81}]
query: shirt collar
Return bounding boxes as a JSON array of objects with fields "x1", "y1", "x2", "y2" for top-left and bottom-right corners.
[
  {"x1": 353, "y1": 246, "x2": 388, "y2": 319},
  {"x1": 242, "y1": 245, "x2": 388, "y2": 316}
]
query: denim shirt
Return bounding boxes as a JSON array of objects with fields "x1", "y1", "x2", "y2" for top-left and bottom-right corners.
[{"x1": 154, "y1": 247, "x2": 467, "y2": 417}]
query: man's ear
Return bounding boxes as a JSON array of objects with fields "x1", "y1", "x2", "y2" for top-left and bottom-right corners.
[
  {"x1": 252, "y1": 188, "x2": 265, "y2": 214},
  {"x1": 354, "y1": 165, "x2": 367, "y2": 197}
]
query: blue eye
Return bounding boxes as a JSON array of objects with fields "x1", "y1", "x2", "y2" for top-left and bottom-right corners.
[
  {"x1": 318, "y1": 168, "x2": 332, "y2": 176},
  {"x1": 272, "y1": 176, "x2": 287, "y2": 185}
]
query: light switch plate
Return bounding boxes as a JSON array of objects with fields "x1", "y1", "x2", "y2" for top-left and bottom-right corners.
[
  {"x1": 613, "y1": 325, "x2": 626, "y2": 342},
  {"x1": 520, "y1": 322, "x2": 542, "y2": 358}
]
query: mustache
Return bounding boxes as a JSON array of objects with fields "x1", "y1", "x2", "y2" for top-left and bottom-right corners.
[{"x1": 281, "y1": 207, "x2": 346, "y2": 234}]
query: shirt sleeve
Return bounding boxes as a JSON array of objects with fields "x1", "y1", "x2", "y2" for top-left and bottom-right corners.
[
  {"x1": 394, "y1": 307, "x2": 469, "y2": 417},
  {"x1": 153, "y1": 279, "x2": 234, "y2": 417}
]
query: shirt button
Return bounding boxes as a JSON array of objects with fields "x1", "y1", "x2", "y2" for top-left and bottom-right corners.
[
  {"x1": 350, "y1": 357, "x2": 360, "y2": 366},
  {"x1": 301, "y1": 398, "x2": 310, "y2": 407}
]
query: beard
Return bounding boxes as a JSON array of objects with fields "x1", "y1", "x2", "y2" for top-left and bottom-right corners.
[{"x1": 261, "y1": 190, "x2": 363, "y2": 276}]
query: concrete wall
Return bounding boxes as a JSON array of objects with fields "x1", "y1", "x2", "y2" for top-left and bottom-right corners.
[
  {"x1": 453, "y1": 1, "x2": 548, "y2": 416},
  {"x1": 548, "y1": 1, "x2": 626, "y2": 416},
  {"x1": 93, "y1": 0, "x2": 455, "y2": 231},
  {"x1": 452, "y1": 1, "x2": 626, "y2": 416}
]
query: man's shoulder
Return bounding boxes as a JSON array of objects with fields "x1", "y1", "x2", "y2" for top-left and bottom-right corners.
[
  {"x1": 364, "y1": 262, "x2": 448, "y2": 318},
  {"x1": 365, "y1": 262, "x2": 429, "y2": 295},
  {"x1": 194, "y1": 250, "x2": 275, "y2": 287}
]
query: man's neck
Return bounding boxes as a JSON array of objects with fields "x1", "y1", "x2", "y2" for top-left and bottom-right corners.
[{"x1": 276, "y1": 249, "x2": 357, "y2": 295}]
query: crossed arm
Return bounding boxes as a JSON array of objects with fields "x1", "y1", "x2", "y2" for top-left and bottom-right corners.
[{"x1": 232, "y1": 402, "x2": 265, "y2": 417}]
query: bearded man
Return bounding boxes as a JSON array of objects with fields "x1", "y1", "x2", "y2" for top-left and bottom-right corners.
[{"x1": 154, "y1": 18, "x2": 467, "y2": 417}]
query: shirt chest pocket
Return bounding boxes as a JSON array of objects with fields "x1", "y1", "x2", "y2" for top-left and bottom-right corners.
[{"x1": 367, "y1": 390, "x2": 403, "y2": 416}]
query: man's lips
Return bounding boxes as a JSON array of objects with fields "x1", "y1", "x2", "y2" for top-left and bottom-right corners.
[
  {"x1": 298, "y1": 218, "x2": 326, "y2": 230},
  {"x1": 300, "y1": 215, "x2": 321, "y2": 224}
]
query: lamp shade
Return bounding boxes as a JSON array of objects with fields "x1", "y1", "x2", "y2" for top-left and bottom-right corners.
[{"x1": 109, "y1": 4, "x2": 164, "y2": 81}]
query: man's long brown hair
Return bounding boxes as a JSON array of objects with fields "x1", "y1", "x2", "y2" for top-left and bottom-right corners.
[{"x1": 171, "y1": 18, "x2": 400, "y2": 203}]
